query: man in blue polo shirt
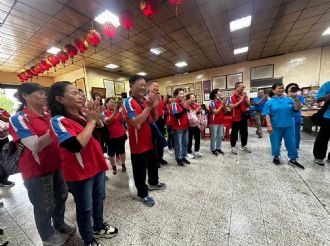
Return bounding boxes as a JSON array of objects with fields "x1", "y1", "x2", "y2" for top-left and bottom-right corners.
[
  {"x1": 253, "y1": 90, "x2": 268, "y2": 138},
  {"x1": 313, "y1": 81, "x2": 330, "y2": 166}
]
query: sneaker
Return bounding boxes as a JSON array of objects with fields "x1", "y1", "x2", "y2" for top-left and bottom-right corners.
[
  {"x1": 273, "y1": 157, "x2": 281, "y2": 165},
  {"x1": 241, "y1": 146, "x2": 251, "y2": 153},
  {"x1": 176, "y1": 160, "x2": 184, "y2": 166},
  {"x1": 138, "y1": 196, "x2": 155, "y2": 207},
  {"x1": 0, "y1": 181, "x2": 15, "y2": 187},
  {"x1": 194, "y1": 152, "x2": 202, "y2": 157},
  {"x1": 149, "y1": 182, "x2": 167, "y2": 191},
  {"x1": 93, "y1": 222, "x2": 118, "y2": 239},
  {"x1": 57, "y1": 223, "x2": 76, "y2": 235},
  {"x1": 42, "y1": 231, "x2": 69, "y2": 246},
  {"x1": 231, "y1": 147, "x2": 237, "y2": 155},
  {"x1": 187, "y1": 153, "x2": 195, "y2": 159},
  {"x1": 85, "y1": 239, "x2": 101, "y2": 246},
  {"x1": 122, "y1": 164, "x2": 127, "y2": 172},
  {"x1": 289, "y1": 160, "x2": 305, "y2": 169},
  {"x1": 314, "y1": 159, "x2": 325, "y2": 166},
  {"x1": 216, "y1": 149, "x2": 224, "y2": 155},
  {"x1": 112, "y1": 166, "x2": 117, "y2": 175},
  {"x1": 158, "y1": 159, "x2": 168, "y2": 165},
  {"x1": 211, "y1": 150, "x2": 218, "y2": 156},
  {"x1": 182, "y1": 158, "x2": 190, "y2": 164}
]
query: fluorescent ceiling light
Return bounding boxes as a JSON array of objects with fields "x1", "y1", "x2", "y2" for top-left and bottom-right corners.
[
  {"x1": 175, "y1": 61, "x2": 188, "y2": 67},
  {"x1": 322, "y1": 27, "x2": 330, "y2": 36},
  {"x1": 150, "y1": 47, "x2": 165, "y2": 55},
  {"x1": 95, "y1": 10, "x2": 120, "y2": 27},
  {"x1": 47, "y1": 47, "x2": 61, "y2": 54},
  {"x1": 137, "y1": 72, "x2": 147, "y2": 76},
  {"x1": 105, "y1": 64, "x2": 119, "y2": 69},
  {"x1": 230, "y1": 15, "x2": 252, "y2": 32},
  {"x1": 234, "y1": 46, "x2": 249, "y2": 55}
]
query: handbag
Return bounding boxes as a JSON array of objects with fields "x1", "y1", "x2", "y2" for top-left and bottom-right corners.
[
  {"x1": 149, "y1": 120, "x2": 168, "y2": 148},
  {"x1": 311, "y1": 100, "x2": 330, "y2": 126},
  {"x1": 0, "y1": 141, "x2": 24, "y2": 175},
  {"x1": 187, "y1": 110, "x2": 199, "y2": 127}
]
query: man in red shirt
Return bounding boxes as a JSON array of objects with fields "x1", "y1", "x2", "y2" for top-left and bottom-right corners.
[
  {"x1": 124, "y1": 75, "x2": 166, "y2": 207},
  {"x1": 228, "y1": 82, "x2": 251, "y2": 154},
  {"x1": 0, "y1": 108, "x2": 15, "y2": 187},
  {"x1": 172, "y1": 88, "x2": 190, "y2": 166},
  {"x1": 148, "y1": 81, "x2": 168, "y2": 166}
]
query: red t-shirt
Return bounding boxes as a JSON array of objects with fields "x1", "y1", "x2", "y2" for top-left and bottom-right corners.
[
  {"x1": 171, "y1": 99, "x2": 189, "y2": 130},
  {"x1": 123, "y1": 97, "x2": 154, "y2": 154},
  {"x1": 157, "y1": 96, "x2": 165, "y2": 118},
  {"x1": 50, "y1": 115, "x2": 108, "y2": 181},
  {"x1": 229, "y1": 92, "x2": 249, "y2": 122},
  {"x1": 209, "y1": 99, "x2": 225, "y2": 124},
  {"x1": 0, "y1": 108, "x2": 10, "y2": 118},
  {"x1": 9, "y1": 108, "x2": 61, "y2": 180},
  {"x1": 101, "y1": 110, "x2": 126, "y2": 139},
  {"x1": 165, "y1": 104, "x2": 173, "y2": 126}
]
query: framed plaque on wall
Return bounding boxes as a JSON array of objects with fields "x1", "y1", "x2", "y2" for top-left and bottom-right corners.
[
  {"x1": 212, "y1": 76, "x2": 226, "y2": 89},
  {"x1": 203, "y1": 80, "x2": 211, "y2": 101},
  {"x1": 195, "y1": 81, "x2": 203, "y2": 104},
  {"x1": 227, "y1": 73, "x2": 243, "y2": 89}
]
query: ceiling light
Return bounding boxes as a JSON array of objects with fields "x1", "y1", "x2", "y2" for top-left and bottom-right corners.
[
  {"x1": 150, "y1": 47, "x2": 165, "y2": 55},
  {"x1": 322, "y1": 27, "x2": 330, "y2": 36},
  {"x1": 47, "y1": 47, "x2": 61, "y2": 54},
  {"x1": 230, "y1": 15, "x2": 252, "y2": 32},
  {"x1": 105, "y1": 64, "x2": 119, "y2": 69},
  {"x1": 175, "y1": 61, "x2": 188, "y2": 67},
  {"x1": 94, "y1": 10, "x2": 120, "y2": 27},
  {"x1": 137, "y1": 72, "x2": 147, "y2": 76},
  {"x1": 234, "y1": 46, "x2": 249, "y2": 55}
]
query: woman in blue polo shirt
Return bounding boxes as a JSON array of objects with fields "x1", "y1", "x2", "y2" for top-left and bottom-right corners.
[{"x1": 262, "y1": 82, "x2": 304, "y2": 169}]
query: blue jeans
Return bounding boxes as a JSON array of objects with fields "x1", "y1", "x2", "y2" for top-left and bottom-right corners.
[
  {"x1": 270, "y1": 126, "x2": 298, "y2": 160},
  {"x1": 209, "y1": 124, "x2": 224, "y2": 151},
  {"x1": 24, "y1": 170, "x2": 68, "y2": 241},
  {"x1": 166, "y1": 125, "x2": 174, "y2": 150},
  {"x1": 295, "y1": 123, "x2": 301, "y2": 149},
  {"x1": 173, "y1": 129, "x2": 188, "y2": 160},
  {"x1": 67, "y1": 171, "x2": 106, "y2": 244}
]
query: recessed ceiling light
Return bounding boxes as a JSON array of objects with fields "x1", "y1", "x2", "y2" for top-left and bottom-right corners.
[
  {"x1": 137, "y1": 72, "x2": 147, "y2": 76},
  {"x1": 105, "y1": 64, "x2": 119, "y2": 69},
  {"x1": 95, "y1": 10, "x2": 120, "y2": 27},
  {"x1": 322, "y1": 27, "x2": 330, "y2": 36},
  {"x1": 230, "y1": 15, "x2": 252, "y2": 32},
  {"x1": 234, "y1": 46, "x2": 249, "y2": 55},
  {"x1": 150, "y1": 47, "x2": 165, "y2": 55},
  {"x1": 175, "y1": 61, "x2": 188, "y2": 67},
  {"x1": 47, "y1": 47, "x2": 61, "y2": 54}
]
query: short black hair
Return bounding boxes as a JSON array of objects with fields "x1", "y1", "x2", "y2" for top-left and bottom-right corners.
[
  {"x1": 185, "y1": 93, "x2": 195, "y2": 100},
  {"x1": 105, "y1": 97, "x2": 116, "y2": 104},
  {"x1": 285, "y1": 83, "x2": 299, "y2": 93},
  {"x1": 173, "y1": 88, "x2": 184, "y2": 97},
  {"x1": 129, "y1": 75, "x2": 146, "y2": 85},
  {"x1": 210, "y1": 89, "x2": 220, "y2": 100},
  {"x1": 235, "y1": 82, "x2": 243, "y2": 89}
]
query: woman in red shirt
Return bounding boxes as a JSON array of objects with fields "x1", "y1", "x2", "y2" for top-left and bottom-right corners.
[
  {"x1": 9, "y1": 83, "x2": 75, "y2": 245},
  {"x1": 48, "y1": 81, "x2": 118, "y2": 246},
  {"x1": 101, "y1": 97, "x2": 127, "y2": 174},
  {"x1": 164, "y1": 95, "x2": 174, "y2": 153}
]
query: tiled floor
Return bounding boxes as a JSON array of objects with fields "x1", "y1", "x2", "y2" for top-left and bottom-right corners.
[{"x1": 1, "y1": 128, "x2": 330, "y2": 246}]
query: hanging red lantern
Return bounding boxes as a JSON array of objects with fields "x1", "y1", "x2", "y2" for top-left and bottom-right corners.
[
  {"x1": 58, "y1": 51, "x2": 69, "y2": 66},
  {"x1": 40, "y1": 58, "x2": 52, "y2": 70},
  {"x1": 140, "y1": 0, "x2": 159, "y2": 19},
  {"x1": 34, "y1": 63, "x2": 45, "y2": 74},
  {"x1": 74, "y1": 37, "x2": 89, "y2": 53},
  {"x1": 102, "y1": 23, "x2": 117, "y2": 39},
  {"x1": 120, "y1": 10, "x2": 134, "y2": 39},
  {"x1": 17, "y1": 74, "x2": 25, "y2": 82},
  {"x1": 168, "y1": 0, "x2": 183, "y2": 16},
  {"x1": 19, "y1": 72, "x2": 29, "y2": 81},
  {"x1": 29, "y1": 66, "x2": 39, "y2": 76},
  {"x1": 64, "y1": 44, "x2": 78, "y2": 63},
  {"x1": 47, "y1": 54, "x2": 60, "y2": 72},
  {"x1": 86, "y1": 29, "x2": 101, "y2": 47},
  {"x1": 25, "y1": 69, "x2": 34, "y2": 78}
]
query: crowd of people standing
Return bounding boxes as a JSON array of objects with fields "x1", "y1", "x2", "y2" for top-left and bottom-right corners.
[{"x1": 0, "y1": 77, "x2": 329, "y2": 246}]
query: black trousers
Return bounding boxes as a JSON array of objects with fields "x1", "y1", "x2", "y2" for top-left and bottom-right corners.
[
  {"x1": 188, "y1": 126, "x2": 200, "y2": 153},
  {"x1": 230, "y1": 119, "x2": 248, "y2": 147},
  {"x1": 155, "y1": 116, "x2": 166, "y2": 161},
  {"x1": 0, "y1": 137, "x2": 9, "y2": 183},
  {"x1": 131, "y1": 149, "x2": 159, "y2": 198},
  {"x1": 313, "y1": 118, "x2": 330, "y2": 160}
]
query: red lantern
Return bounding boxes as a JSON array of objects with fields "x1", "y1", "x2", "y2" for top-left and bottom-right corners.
[
  {"x1": 25, "y1": 69, "x2": 34, "y2": 78},
  {"x1": 74, "y1": 37, "x2": 89, "y2": 53},
  {"x1": 102, "y1": 23, "x2": 117, "y2": 40},
  {"x1": 64, "y1": 44, "x2": 78, "y2": 63},
  {"x1": 47, "y1": 54, "x2": 60, "y2": 71},
  {"x1": 120, "y1": 10, "x2": 134, "y2": 38},
  {"x1": 19, "y1": 72, "x2": 28, "y2": 81},
  {"x1": 17, "y1": 74, "x2": 25, "y2": 82},
  {"x1": 58, "y1": 51, "x2": 69, "y2": 66},
  {"x1": 35, "y1": 63, "x2": 45, "y2": 74},
  {"x1": 29, "y1": 66, "x2": 39, "y2": 76},
  {"x1": 140, "y1": 0, "x2": 159, "y2": 19},
  {"x1": 86, "y1": 29, "x2": 101, "y2": 47},
  {"x1": 40, "y1": 58, "x2": 52, "y2": 70},
  {"x1": 168, "y1": 0, "x2": 183, "y2": 16}
]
